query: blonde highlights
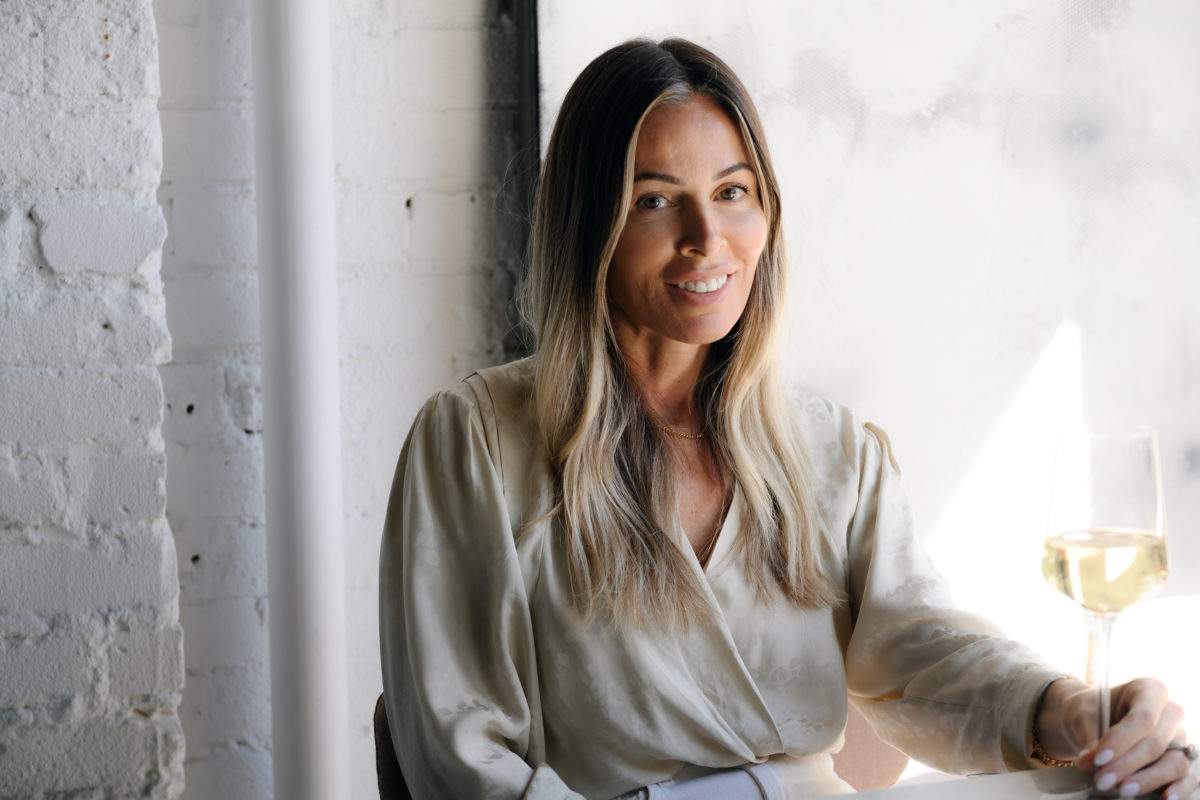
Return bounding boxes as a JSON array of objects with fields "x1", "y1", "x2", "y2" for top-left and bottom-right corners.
[{"x1": 517, "y1": 37, "x2": 843, "y2": 633}]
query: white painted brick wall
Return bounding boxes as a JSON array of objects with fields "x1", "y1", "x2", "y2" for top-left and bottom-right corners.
[
  {"x1": 33, "y1": 195, "x2": 167, "y2": 275},
  {"x1": 152, "y1": 0, "x2": 273, "y2": 793},
  {"x1": 153, "y1": 0, "x2": 525, "y2": 796},
  {"x1": 0, "y1": 0, "x2": 184, "y2": 796},
  {"x1": 334, "y1": 2, "x2": 524, "y2": 794}
]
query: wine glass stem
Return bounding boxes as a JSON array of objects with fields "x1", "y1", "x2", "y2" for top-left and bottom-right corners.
[{"x1": 1089, "y1": 611, "x2": 1116, "y2": 742}]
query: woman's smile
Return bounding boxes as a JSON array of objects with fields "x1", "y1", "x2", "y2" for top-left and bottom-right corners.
[{"x1": 665, "y1": 271, "x2": 734, "y2": 305}]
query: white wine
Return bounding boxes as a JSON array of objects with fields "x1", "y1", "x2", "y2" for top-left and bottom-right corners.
[{"x1": 1042, "y1": 528, "x2": 1168, "y2": 613}]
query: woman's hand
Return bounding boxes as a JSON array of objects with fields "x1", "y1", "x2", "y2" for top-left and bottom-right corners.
[{"x1": 1037, "y1": 676, "x2": 1196, "y2": 799}]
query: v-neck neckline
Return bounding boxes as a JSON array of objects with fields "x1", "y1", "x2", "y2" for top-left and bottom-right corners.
[
  {"x1": 674, "y1": 482, "x2": 785, "y2": 757},
  {"x1": 698, "y1": 484, "x2": 741, "y2": 579}
]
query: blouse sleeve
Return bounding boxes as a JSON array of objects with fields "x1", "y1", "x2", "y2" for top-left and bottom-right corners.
[
  {"x1": 378, "y1": 388, "x2": 584, "y2": 799},
  {"x1": 841, "y1": 419, "x2": 1066, "y2": 775}
]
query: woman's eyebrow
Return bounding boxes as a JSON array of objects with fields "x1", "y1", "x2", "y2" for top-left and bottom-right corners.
[{"x1": 633, "y1": 162, "x2": 752, "y2": 184}]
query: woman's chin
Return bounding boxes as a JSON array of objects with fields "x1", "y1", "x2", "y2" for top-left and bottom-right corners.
[{"x1": 663, "y1": 319, "x2": 739, "y2": 346}]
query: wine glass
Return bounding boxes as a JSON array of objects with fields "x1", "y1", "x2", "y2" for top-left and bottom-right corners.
[{"x1": 1041, "y1": 425, "x2": 1169, "y2": 796}]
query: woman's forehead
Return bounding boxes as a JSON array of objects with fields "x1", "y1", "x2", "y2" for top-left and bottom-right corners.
[{"x1": 635, "y1": 96, "x2": 750, "y2": 174}]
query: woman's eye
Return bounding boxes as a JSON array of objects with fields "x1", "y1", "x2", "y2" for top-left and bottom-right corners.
[{"x1": 635, "y1": 185, "x2": 750, "y2": 211}]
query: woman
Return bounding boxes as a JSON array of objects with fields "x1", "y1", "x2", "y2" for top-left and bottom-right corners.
[{"x1": 378, "y1": 37, "x2": 1195, "y2": 800}]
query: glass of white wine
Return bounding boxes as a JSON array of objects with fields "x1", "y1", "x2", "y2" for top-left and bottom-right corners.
[{"x1": 1042, "y1": 425, "x2": 1169, "y2": 796}]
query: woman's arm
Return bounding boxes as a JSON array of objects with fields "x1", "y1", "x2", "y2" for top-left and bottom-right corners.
[
  {"x1": 841, "y1": 416, "x2": 1196, "y2": 798},
  {"x1": 840, "y1": 419, "x2": 1064, "y2": 775},
  {"x1": 378, "y1": 388, "x2": 583, "y2": 800}
]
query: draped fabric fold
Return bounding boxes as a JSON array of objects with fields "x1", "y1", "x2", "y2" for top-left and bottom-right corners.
[{"x1": 378, "y1": 357, "x2": 1062, "y2": 799}]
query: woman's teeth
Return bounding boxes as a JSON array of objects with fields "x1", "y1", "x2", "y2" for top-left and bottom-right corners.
[{"x1": 676, "y1": 274, "x2": 728, "y2": 294}]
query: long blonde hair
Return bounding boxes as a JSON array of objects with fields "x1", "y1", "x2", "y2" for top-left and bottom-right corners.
[{"x1": 517, "y1": 37, "x2": 843, "y2": 633}]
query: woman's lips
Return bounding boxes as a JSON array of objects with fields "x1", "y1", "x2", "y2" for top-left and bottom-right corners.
[{"x1": 665, "y1": 272, "x2": 733, "y2": 305}]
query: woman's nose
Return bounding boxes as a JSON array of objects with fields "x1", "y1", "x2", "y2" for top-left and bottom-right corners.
[{"x1": 678, "y1": 202, "x2": 725, "y2": 257}]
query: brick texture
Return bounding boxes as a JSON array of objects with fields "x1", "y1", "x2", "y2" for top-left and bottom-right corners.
[
  {"x1": 0, "y1": 0, "x2": 184, "y2": 796},
  {"x1": 152, "y1": 0, "x2": 525, "y2": 796}
]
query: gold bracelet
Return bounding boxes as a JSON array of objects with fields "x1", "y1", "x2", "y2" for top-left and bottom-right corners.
[{"x1": 1030, "y1": 678, "x2": 1077, "y2": 768}]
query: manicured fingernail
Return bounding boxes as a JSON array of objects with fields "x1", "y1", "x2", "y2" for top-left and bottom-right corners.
[
  {"x1": 1095, "y1": 772, "x2": 1116, "y2": 791},
  {"x1": 1118, "y1": 782, "x2": 1139, "y2": 797},
  {"x1": 1167, "y1": 793, "x2": 1179, "y2": 800},
  {"x1": 1094, "y1": 748, "x2": 1114, "y2": 766}
]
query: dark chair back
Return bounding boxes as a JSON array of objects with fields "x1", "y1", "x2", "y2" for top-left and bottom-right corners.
[{"x1": 375, "y1": 693, "x2": 414, "y2": 800}]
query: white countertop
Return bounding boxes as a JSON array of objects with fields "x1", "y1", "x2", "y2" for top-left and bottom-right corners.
[{"x1": 820, "y1": 767, "x2": 1094, "y2": 800}]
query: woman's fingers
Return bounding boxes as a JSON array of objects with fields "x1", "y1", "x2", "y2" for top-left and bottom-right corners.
[
  {"x1": 1159, "y1": 765, "x2": 1198, "y2": 800},
  {"x1": 1066, "y1": 688, "x2": 1102, "y2": 763},
  {"x1": 1091, "y1": 698, "x2": 1184, "y2": 794},
  {"x1": 1056, "y1": 677, "x2": 1193, "y2": 797},
  {"x1": 1078, "y1": 679, "x2": 1163, "y2": 779},
  {"x1": 1103, "y1": 748, "x2": 1191, "y2": 798},
  {"x1": 1094, "y1": 679, "x2": 1168, "y2": 759}
]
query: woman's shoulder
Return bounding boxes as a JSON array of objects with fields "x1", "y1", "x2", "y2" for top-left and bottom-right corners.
[
  {"x1": 415, "y1": 356, "x2": 534, "y2": 423},
  {"x1": 784, "y1": 386, "x2": 897, "y2": 477},
  {"x1": 465, "y1": 355, "x2": 536, "y2": 419},
  {"x1": 410, "y1": 356, "x2": 540, "y2": 485},
  {"x1": 785, "y1": 385, "x2": 856, "y2": 446}
]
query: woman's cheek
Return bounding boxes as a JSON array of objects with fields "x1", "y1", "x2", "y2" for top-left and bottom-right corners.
[{"x1": 737, "y1": 208, "x2": 769, "y2": 250}]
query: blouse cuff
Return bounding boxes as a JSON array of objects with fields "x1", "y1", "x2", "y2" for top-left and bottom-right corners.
[{"x1": 1002, "y1": 670, "x2": 1075, "y2": 771}]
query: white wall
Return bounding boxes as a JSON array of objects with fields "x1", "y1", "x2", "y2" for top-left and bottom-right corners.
[
  {"x1": 0, "y1": 0, "x2": 185, "y2": 795},
  {"x1": 154, "y1": 0, "x2": 272, "y2": 796},
  {"x1": 539, "y1": 0, "x2": 1200, "y2": 753},
  {"x1": 334, "y1": 2, "x2": 524, "y2": 796},
  {"x1": 154, "y1": 0, "x2": 524, "y2": 796}
]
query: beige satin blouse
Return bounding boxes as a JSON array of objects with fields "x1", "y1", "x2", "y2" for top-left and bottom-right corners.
[{"x1": 378, "y1": 357, "x2": 1063, "y2": 799}]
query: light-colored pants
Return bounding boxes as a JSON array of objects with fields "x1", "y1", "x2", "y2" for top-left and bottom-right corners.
[{"x1": 616, "y1": 754, "x2": 854, "y2": 800}]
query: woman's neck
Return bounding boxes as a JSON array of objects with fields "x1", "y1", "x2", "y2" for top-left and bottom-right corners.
[{"x1": 614, "y1": 323, "x2": 709, "y2": 427}]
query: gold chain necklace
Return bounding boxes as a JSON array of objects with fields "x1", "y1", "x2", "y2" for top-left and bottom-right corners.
[{"x1": 652, "y1": 420, "x2": 705, "y2": 440}]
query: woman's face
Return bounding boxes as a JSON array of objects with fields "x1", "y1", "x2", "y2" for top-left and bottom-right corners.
[{"x1": 607, "y1": 94, "x2": 768, "y2": 348}]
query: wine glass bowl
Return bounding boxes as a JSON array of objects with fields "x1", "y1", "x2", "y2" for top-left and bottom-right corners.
[{"x1": 1041, "y1": 526, "x2": 1169, "y2": 614}]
